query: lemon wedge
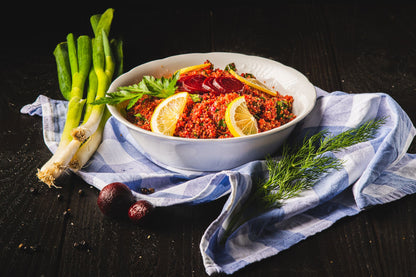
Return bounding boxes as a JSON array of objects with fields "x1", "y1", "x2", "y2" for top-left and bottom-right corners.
[
  {"x1": 177, "y1": 63, "x2": 212, "y2": 75},
  {"x1": 225, "y1": 96, "x2": 259, "y2": 137},
  {"x1": 229, "y1": 69, "x2": 277, "y2": 96},
  {"x1": 150, "y1": 92, "x2": 189, "y2": 136}
]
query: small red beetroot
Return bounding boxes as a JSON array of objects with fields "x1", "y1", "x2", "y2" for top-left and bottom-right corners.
[
  {"x1": 128, "y1": 200, "x2": 154, "y2": 224},
  {"x1": 97, "y1": 182, "x2": 135, "y2": 218}
]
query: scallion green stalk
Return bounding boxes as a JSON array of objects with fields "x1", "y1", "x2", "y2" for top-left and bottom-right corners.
[
  {"x1": 70, "y1": 21, "x2": 124, "y2": 172},
  {"x1": 67, "y1": 33, "x2": 78, "y2": 78},
  {"x1": 83, "y1": 67, "x2": 98, "y2": 122},
  {"x1": 71, "y1": 30, "x2": 113, "y2": 142},
  {"x1": 92, "y1": 8, "x2": 113, "y2": 38},
  {"x1": 111, "y1": 38, "x2": 123, "y2": 79},
  {"x1": 58, "y1": 97, "x2": 86, "y2": 148},
  {"x1": 53, "y1": 42, "x2": 71, "y2": 100}
]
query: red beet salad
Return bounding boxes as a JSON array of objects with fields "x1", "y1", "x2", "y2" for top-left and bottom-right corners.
[{"x1": 126, "y1": 61, "x2": 296, "y2": 139}]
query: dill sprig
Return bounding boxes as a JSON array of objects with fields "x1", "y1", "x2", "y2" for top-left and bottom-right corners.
[{"x1": 221, "y1": 118, "x2": 385, "y2": 243}]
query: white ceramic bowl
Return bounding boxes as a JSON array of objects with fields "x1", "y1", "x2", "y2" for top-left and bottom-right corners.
[{"x1": 107, "y1": 52, "x2": 316, "y2": 172}]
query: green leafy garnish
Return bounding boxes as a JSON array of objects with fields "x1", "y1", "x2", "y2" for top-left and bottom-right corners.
[
  {"x1": 189, "y1": 93, "x2": 202, "y2": 103},
  {"x1": 92, "y1": 71, "x2": 179, "y2": 109},
  {"x1": 221, "y1": 118, "x2": 385, "y2": 243},
  {"x1": 242, "y1": 72, "x2": 255, "y2": 78},
  {"x1": 259, "y1": 118, "x2": 384, "y2": 207},
  {"x1": 224, "y1": 62, "x2": 236, "y2": 72},
  {"x1": 134, "y1": 112, "x2": 147, "y2": 122}
]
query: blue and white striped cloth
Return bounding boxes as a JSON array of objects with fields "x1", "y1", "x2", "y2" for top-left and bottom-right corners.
[{"x1": 21, "y1": 87, "x2": 416, "y2": 275}]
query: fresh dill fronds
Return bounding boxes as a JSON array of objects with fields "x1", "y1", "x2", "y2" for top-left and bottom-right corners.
[
  {"x1": 258, "y1": 117, "x2": 385, "y2": 209},
  {"x1": 221, "y1": 118, "x2": 385, "y2": 243}
]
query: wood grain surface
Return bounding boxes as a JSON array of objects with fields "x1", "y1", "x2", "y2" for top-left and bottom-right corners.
[{"x1": 1, "y1": 1, "x2": 415, "y2": 276}]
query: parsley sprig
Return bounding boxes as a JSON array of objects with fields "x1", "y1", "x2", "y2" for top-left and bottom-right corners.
[{"x1": 93, "y1": 71, "x2": 179, "y2": 109}]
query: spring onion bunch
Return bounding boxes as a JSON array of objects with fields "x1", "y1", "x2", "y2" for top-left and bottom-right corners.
[{"x1": 37, "y1": 8, "x2": 123, "y2": 187}]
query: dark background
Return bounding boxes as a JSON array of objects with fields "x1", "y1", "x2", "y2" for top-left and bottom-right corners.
[{"x1": 1, "y1": 1, "x2": 416, "y2": 276}]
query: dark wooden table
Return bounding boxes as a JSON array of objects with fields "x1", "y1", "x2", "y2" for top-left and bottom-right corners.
[{"x1": 1, "y1": 1, "x2": 416, "y2": 276}]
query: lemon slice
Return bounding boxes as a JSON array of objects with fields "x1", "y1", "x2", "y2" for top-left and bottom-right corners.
[
  {"x1": 177, "y1": 62, "x2": 212, "y2": 75},
  {"x1": 150, "y1": 92, "x2": 189, "y2": 136},
  {"x1": 225, "y1": 96, "x2": 259, "y2": 137},
  {"x1": 229, "y1": 69, "x2": 277, "y2": 96}
]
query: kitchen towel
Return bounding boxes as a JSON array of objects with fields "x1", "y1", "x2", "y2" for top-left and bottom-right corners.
[{"x1": 21, "y1": 87, "x2": 416, "y2": 275}]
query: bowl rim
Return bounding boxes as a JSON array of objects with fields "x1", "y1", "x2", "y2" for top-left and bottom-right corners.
[{"x1": 107, "y1": 52, "x2": 317, "y2": 143}]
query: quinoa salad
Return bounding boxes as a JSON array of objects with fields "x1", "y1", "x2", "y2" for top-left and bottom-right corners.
[{"x1": 125, "y1": 61, "x2": 296, "y2": 139}]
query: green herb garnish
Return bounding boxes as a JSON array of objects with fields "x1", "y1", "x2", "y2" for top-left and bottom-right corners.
[
  {"x1": 134, "y1": 112, "x2": 147, "y2": 122},
  {"x1": 93, "y1": 71, "x2": 179, "y2": 109},
  {"x1": 218, "y1": 118, "x2": 226, "y2": 128},
  {"x1": 189, "y1": 93, "x2": 202, "y2": 103},
  {"x1": 242, "y1": 72, "x2": 255, "y2": 78},
  {"x1": 225, "y1": 62, "x2": 236, "y2": 72},
  {"x1": 221, "y1": 118, "x2": 385, "y2": 243}
]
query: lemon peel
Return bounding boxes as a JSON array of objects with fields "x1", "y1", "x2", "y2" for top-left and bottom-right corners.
[
  {"x1": 150, "y1": 92, "x2": 189, "y2": 136},
  {"x1": 229, "y1": 69, "x2": 277, "y2": 96},
  {"x1": 177, "y1": 63, "x2": 212, "y2": 75},
  {"x1": 225, "y1": 96, "x2": 258, "y2": 137}
]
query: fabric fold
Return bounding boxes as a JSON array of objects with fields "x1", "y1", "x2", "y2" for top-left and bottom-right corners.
[{"x1": 21, "y1": 87, "x2": 416, "y2": 275}]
